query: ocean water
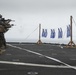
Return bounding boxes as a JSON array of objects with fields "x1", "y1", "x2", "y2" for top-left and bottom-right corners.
[{"x1": 6, "y1": 38, "x2": 76, "y2": 44}]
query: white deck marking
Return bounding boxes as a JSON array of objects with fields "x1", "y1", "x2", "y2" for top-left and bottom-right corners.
[
  {"x1": 0, "y1": 60, "x2": 76, "y2": 69},
  {"x1": 6, "y1": 53, "x2": 12, "y2": 55},
  {"x1": 27, "y1": 71, "x2": 38, "y2": 75},
  {"x1": 70, "y1": 58, "x2": 76, "y2": 60},
  {"x1": 12, "y1": 59, "x2": 20, "y2": 62},
  {"x1": 7, "y1": 44, "x2": 76, "y2": 70}
]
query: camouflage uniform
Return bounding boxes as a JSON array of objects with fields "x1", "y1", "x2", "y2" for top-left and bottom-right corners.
[
  {"x1": 0, "y1": 14, "x2": 6, "y2": 51},
  {"x1": 0, "y1": 14, "x2": 14, "y2": 53}
]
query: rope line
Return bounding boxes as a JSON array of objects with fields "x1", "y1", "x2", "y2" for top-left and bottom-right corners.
[
  {"x1": 72, "y1": 17, "x2": 76, "y2": 26},
  {"x1": 24, "y1": 26, "x2": 38, "y2": 40}
]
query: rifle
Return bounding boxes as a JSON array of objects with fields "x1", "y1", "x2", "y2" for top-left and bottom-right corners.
[{"x1": 1, "y1": 18, "x2": 15, "y2": 23}]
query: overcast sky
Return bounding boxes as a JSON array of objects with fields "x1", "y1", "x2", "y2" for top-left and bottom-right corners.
[
  {"x1": 0, "y1": 0, "x2": 75, "y2": 10},
  {"x1": 0, "y1": 0, "x2": 76, "y2": 43}
]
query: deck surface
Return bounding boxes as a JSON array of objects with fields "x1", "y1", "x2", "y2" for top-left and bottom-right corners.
[{"x1": 0, "y1": 43, "x2": 76, "y2": 75}]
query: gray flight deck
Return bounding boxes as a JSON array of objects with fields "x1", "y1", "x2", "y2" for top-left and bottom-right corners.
[{"x1": 0, "y1": 43, "x2": 76, "y2": 75}]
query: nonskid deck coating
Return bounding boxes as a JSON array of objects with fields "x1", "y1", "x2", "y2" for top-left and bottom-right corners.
[{"x1": 0, "y1": 43, "x2": 76, "y2": 75}]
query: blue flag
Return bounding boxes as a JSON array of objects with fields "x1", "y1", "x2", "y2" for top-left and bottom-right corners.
[
  {"x1": 50, "y1": 29, "x2": 55, "y2": 38},
  {"x1": 42, "y1": 29, "x2": 47, "y2": 37},
  {"x1": 53, "y1": 29, "x2": 55, "y2": 38},
  {"x1": 58, "y1": 28, "x2": 60, "y2": 38},
  {"x1": 44, "y1": 29, "x2": 47, "y2": 37},
  {"x1": 58, "y1": 28, "x2": 63, "y2": 38},
  {"x1": 60, "y1": 28, "x2": 63, "y2": 38},
  {"x1": 67, "y1": 25, "x2": 71, "y2": 37},
  {"x1": 42, "y1": 29, "x2": 45, "y2": 37},
  {"x1": 50, "y1": 29, "x2": 53, "y2": 38}
]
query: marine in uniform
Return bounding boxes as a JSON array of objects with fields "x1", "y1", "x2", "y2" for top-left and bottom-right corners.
[{"x1": 0, "y1": 14, "x2": 14, "y2": 54}]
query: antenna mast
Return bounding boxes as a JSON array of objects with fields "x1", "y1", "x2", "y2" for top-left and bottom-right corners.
[
  {"x1": 37, "y1": 23, "x2": 42, "y2": 44},
  {"x1": 67, "y1": 16, "x2": 76, "y2": 48}
]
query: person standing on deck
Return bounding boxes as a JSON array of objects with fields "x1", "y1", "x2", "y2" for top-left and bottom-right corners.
[
  {"x1": 0, "y1": 14, "x2": 6, "y2": 52},
  {"x1": 0, "y1": 14, "x2": 14, "y2": 53}
]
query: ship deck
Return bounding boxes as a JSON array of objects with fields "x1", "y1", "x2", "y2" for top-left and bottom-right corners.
[{"x1": 0, "y1": 43, "x2": 76, "y2": 75}]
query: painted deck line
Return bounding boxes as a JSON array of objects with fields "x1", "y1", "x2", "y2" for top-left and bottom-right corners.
[
  {"x1": 0, "y1": 60, "x2": 75, "y2": 69},
  {"x1": 7, "y1": 44, "x2": 76, "y2": 70}
]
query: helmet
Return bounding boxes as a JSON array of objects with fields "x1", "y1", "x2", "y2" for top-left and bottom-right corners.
[{"x1": 0, "y1": 14, "x2": 2, "y2": 18}]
